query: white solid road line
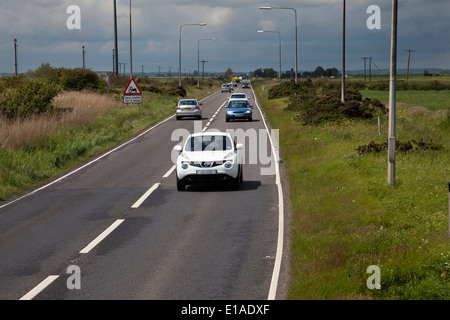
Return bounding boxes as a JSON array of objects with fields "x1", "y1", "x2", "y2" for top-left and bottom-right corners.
[
  {"x1": 20, "y1": 275, "x2": 60, "y2": 300},
  {"x1": 251, "y1": 86, "x2": 285, "y2": 301},
  {"x1": 163, "y1": 165, "x2": 176, "y2": 178},
  {"x1": 79, "y1": 219, "x2": 125, "y2": 254},
  {"x1": 131, "y1": 183, "x2": 160, "y2": 209}
]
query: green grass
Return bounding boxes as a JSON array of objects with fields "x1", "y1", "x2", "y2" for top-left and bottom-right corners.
[
  {"x1": 0, "y1": 81, "x2": 221, "y2": 201},
  {"x1": 253, "y1": 79, "x2": 450, "y2": 300},
  {"x1": 361, "y1": 89, "x2": 450, "y2": 112}
]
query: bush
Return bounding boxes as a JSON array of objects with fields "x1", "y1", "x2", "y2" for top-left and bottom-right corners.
[
  {"x1": 166, "y1": 86, "x2": 186, "y2": 97},
  {"x1": 58, "y1": 68, "x2": 103, "y2": 91},
  {"x1": 0, "y1": 77, "x2": 61, "y2": 119},
  {"x1": 356, "y1": 139, "x2": 443, "y2": 155},
  {"x1": 284, "y1": 83, "x2": 387, "y2": 125}
]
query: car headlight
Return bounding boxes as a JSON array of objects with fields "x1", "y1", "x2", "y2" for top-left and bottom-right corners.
[
  {"x1": 245, "y1": 110, "x2": 251, "y2": 114},
  {"x1": 227, "y1": 111, "x2": 233, "y2": 115},
  {"x1": 223, "y1": 151, "x2": 234, "y2": 159}
]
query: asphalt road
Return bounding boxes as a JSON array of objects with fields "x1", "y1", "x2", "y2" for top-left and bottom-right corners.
[{"x1": 0, "y1": 83, "x2": 289, "y2": 300}]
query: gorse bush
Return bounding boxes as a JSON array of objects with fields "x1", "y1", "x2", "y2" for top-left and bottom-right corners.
[
  {"x1": 0, "y1": 76, "x2": 61, "y2": 119},
  {"x1": 271, "y1": 80, "x2": 388, "y2": 125}
]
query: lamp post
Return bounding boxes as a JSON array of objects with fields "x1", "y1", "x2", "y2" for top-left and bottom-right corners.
[
  {"x1": 259, "y1": 6, "x2": 298, "y2": 83},
  {"x1": 198, "y1": 38, "x2": 217, "y2": 85},
  {"x1": 258, "y1": 30, "x2": 282, "y2": 82},
  {"x1": 342, "y1": 0, "x2": 346, "y2": 102},
  {"x1": 129, "y1": 0, "x2": 133, "y2": 79},
  {"x1": 179, "y1": 23, "x2": 207, "y2": 86}
]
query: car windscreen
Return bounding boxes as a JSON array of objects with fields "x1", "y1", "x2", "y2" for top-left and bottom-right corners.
[
  {"x1": 185, "y1": 135, "x2": 233, "y2": 152},
  {"x1": 179, "y1": 100, "x2": 197, "y2": 105},
  {"x1": 231, "y1": 95, "x2": 246, "y2": 99},
  {"x1": 227, "y1": 100, "x2": 249, "y2": 109}
]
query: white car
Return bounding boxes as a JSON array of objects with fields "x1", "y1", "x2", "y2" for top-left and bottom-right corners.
[
  {"x1": 173, "y1": 132, "x2": 244, "y2": 191},
  {"x1": 228, "y1": 93, "x2": 249, "y2": 101}
]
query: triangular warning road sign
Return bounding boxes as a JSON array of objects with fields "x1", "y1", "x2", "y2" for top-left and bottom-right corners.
[{"x1": 124, "y1": 78, "x2": 142, "y2": 95}]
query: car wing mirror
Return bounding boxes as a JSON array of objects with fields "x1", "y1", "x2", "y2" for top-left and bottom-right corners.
[
  {"x1": 173, "y1": 145, "x2": 182, "y2": 152},
  {"x1": 236, "y1": 143, "x2": 244, "y2": 150}
]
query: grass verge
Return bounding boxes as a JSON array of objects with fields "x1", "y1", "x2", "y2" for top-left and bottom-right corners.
[{"x1": 253, "y1": 79, "x2": 450, "y2": 300}]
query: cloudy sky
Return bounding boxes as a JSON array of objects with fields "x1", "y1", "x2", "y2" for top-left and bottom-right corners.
[{"x1": 0, "y1": 0, "x2": 449, "y2": 75}]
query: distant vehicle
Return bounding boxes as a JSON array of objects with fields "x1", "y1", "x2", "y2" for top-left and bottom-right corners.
[
  {"x1": 176, "y1": 99, "x2": 202, "y2": 120},
  {"x1": 221, "y1": 83, "x2": 232, "y2": 93},
  {"x1": 231, "y1": 80, "x2": 237, "y2": 87},
  {"x1": 242, "y1": 82, "x2": 250, "y2": 89},
  {"x1": 173, "y1": 132, "x2": 244, "y2": 191},
  {"x1": 228, "y1": 93, "x2": 249, "y2": 101},
  {"x1": 224, "y1": 99, "x2": 253, "y2": 122}
]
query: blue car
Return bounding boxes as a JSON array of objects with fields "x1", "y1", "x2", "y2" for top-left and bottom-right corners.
[{"x1": 225, "y1": 99, "x2": 253, "y2": 122}]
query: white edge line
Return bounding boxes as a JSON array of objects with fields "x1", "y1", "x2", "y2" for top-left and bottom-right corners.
[
  {"x1": 251, "y1": 85, "x2": 285, "y2": 301},
  {"x1": 131, "y1": 183, "x2": 160, "y2": 209},
  {"x1": 163, "y1": 165, "x2": 176, "y2": 178},
  {"x1": 19, "y1": 275, "x2": 60, "y2": 300},
  {"x1": 79, "y1": 219, "x2": 125, "y2": 254}
]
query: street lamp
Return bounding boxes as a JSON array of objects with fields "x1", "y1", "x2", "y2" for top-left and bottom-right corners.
[
  {"x1": 259, "y1": 6, "x2": 298, "y2": 83},
  {"x1": 179, "y1": 23, "x2": 207, "y2": 86},
  {"x1": 198, "y1": 38, "x2": 217, "y2": 85},
  {"x1": 258, "y1": 30, "x2": 282, "y2": 82}
]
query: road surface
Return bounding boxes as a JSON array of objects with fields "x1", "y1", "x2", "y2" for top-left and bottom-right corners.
[{"x1": 0, "y1": 83, "x2": 289, "y2": 300}]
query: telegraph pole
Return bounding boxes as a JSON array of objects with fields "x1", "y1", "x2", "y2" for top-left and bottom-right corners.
[
  {"x1": 82, "y1": 45, "x2": 86, "y2": 69},
  {"x1": 361, "y1": 57, "x2": 372, "y2": 84},
  {"x1": 14, "y1": 39, "x2": 18, "y2": 76},
  {"x1": 405, "y1": 49, "x2": 415, "y2": 82},
  {"x1": 113, "y1": 0, "x2": 119, "y2": 75},
  {"x1": 388, "y1": 0, "x2": 398, "y2": 185},
  {"x1": 200, "y1": 61, "x2": 208, "y2": 78}
]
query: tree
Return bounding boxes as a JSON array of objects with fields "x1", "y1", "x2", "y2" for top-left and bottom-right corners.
[
  {"x1": 224, "y1": 68, "x2": 233, "y2": 80},
  {"x1": 312, "y1": 66, "x2": 325, "y2": 78}
]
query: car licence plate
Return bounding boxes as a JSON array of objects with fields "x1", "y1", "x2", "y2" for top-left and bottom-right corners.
[
  {"x1": 183, "y1": 107, "x2": 192, "y2": 111},
  {"x1": 196, "y1": 170, "x2": 217, "y2": 175}
]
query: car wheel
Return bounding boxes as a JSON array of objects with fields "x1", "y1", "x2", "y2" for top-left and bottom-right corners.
[
  {"x1": 239, "y1": 165, "x2": 243, "y2": 183},
  {"x1": 176, "y1": 116, "x2": 181, "y2": 120},
  {"x1": 248, "y1": 117, "x2": 252, "y2": 122},
  {"x1": 231, "y1": 168, "x2": 241, "y2": 190},
  {"x1": 226, "y1": 118, "x2": 230, "y2": 122},
  {"x1": 177, "y1": 176, "x2": 185, "y2": 191},
  {"x1": 198, "y1": 116, "x2": 202, "y2": 120}
]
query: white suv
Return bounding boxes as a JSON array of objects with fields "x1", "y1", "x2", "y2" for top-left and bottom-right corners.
[{"x1": 173, "y1": 132, "x2": 244, "y2": 191}]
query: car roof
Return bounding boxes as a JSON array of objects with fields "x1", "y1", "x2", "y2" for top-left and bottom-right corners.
[{"x1": 228, "y1": 99, "x2": 249, "y2": 103}]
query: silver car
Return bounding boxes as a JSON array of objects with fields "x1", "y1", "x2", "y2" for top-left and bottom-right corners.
[
  {"x1": 221, "y1": 83, "x2": 232, "y2": 93},
  {"x1": 176, "y1": 99, "x2": 202, "y2": 120}
]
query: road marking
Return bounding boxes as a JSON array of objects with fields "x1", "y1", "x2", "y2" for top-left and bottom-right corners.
[
  {"x1": 79, "y1": 219, "x2": 125, "y2": 254},
  {"x1": 20, "y1": 275, "x2": 59, "y2": 300},
  {"x1": 251, "y1": 85, "x2": 285, "y2": 301},
  {"x1": 131, "y1": 183, "x2": 160, "y2": 209},
  {"x1": 163, "y1": 165, "x2": 176, "y2": 178}
]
